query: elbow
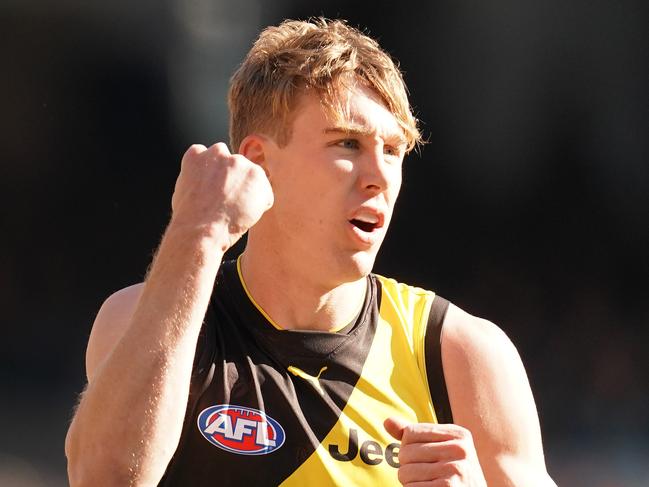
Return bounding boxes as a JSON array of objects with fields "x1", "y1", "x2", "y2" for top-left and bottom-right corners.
[
  {"x1": 66, "y1": 459, "x2": 98, "y2": 487},
  {"x1": 67, "y1": 465, "x2": 131, "y2": 487},
  {"x1": 65, "y1": 407, "x2": 174, "y2": 486},
  {"x1": 65, "y1": 427, "x2": 168, "y2": 487},
  {"x1": 65, "y1": 421, "x2": 85, "y2": 486},
  {"x1": 64, "y1": 434, "x2": 96, "y2": 487},
  {"x1": 65, "y1": 423, "x2": 133, "y2": 487},
  {"x1": 66, "y1": 450, "x2": 134, "y2": 487}
]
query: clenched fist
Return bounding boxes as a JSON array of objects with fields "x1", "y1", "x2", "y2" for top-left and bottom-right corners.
[
  {"x1": 384, "y1": 418, "x2": 487, "y2": 487},
  {"x1": 170, "y1": 143, "x2": 274, "y2": 251}
]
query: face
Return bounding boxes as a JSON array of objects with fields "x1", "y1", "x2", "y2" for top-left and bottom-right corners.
[{"x1": 254, "y1": 84, "x2": 406, "y2": 286}]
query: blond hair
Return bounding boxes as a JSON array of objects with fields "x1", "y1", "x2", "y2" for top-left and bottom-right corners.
[{"x1": 228, "y1": 18, "x2": 421, "y2": 153}]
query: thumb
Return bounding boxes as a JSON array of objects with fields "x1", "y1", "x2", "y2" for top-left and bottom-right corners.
[{"x1": 384, "y1": 417, "x2": 410, "y2": 441}]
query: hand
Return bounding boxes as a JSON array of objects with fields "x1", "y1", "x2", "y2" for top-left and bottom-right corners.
[
  {"x1": 384, "y1": 417, "x2": 487, "y2": 487},
  {"x1": 170, "y1": 143, "x2": 274, "y2": 249}
]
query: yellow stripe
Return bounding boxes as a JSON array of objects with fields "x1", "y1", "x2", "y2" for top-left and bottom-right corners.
[
  {"x1": 280, "y1": 276, "x2": 438, "y2": 486},
  {"x1": 236, "y1": 255, "x2": 284, "y2": 330}
]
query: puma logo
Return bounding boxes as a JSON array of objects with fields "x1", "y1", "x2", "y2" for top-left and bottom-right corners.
[{"x1": 287, "y1": 365, "x2": 328, "y2": 395}]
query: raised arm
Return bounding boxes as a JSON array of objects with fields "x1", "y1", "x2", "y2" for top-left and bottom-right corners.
[{"x1": 65, "y1": 143, "x2": 273, "y2": 486}]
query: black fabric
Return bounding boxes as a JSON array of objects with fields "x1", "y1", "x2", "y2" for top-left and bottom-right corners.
[
  {"x1": 158, "y1": 260, "x2": 380, "y2": 486},
  {"x1": 424, "y1": 296, "x2": 454, "y2": 424}
]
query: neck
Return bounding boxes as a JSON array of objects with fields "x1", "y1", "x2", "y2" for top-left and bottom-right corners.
[{"x1": 239, "y1": 243, "x2": 367, "y2": 332}]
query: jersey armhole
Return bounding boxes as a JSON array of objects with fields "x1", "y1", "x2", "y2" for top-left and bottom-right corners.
[{"x1": 420, "y1": 295, "x2": 454, "y2": 424}]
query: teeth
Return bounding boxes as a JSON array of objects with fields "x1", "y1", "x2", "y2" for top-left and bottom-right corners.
[{"x1": 354, "y1": 212, "x2": 379, "y2": 224}]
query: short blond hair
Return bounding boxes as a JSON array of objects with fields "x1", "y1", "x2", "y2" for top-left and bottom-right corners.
[{"x1": 228, "y1": 18, "x2": 421, "y2": 153}]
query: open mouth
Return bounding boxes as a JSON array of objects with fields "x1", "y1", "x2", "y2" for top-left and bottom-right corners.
[
  {"x1": 349, "y1": 213, "x2": 383, "y2": 233},
  {"x1": 349, "y1": 219, "x2": 379, "y2": 233}
]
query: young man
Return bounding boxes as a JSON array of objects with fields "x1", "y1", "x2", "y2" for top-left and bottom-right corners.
[{"x1": 65, "y1": 19, "x2": 556, "y2": 486}]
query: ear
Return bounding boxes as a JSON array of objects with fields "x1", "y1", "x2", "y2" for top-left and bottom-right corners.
[{"x1": 238, "y1": 134, "x2": 270, "y2": 177}]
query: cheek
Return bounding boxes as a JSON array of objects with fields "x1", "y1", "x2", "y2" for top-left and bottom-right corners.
[
  {"x1": 388, "y1": 169, "x2": 403, "y2": 202},
  {"x1": 395, "y1": 170, "x2": 403, "y2": 189},
  {"x1": 332, "y1": 158, "x2": 355, "y2": 176}
]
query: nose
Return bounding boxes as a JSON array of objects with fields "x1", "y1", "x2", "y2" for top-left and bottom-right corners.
[{"x1": 358, "y1": 145, "x2": 399, "y2": 195}]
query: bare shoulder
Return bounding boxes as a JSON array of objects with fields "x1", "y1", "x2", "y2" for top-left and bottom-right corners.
[
  {"x1": 441, "y1": 303, "x2": 523, "y2": 376},
  {"x1": 441, "y1": 303, "x2": 530, "y2": 435},
  {"x1": 86, "y1": 283, "x2": 144, "y2": 383},
  {"x1": 441, "y1": 303, "x2": 555, "y2": 485},
  {"x1": 441, "y1": 302, "x2": 535, "y2": 431}
]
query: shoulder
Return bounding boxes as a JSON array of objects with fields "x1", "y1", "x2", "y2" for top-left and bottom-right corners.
[
  {"x1": 441, "y1": 303, "x2": 553, "y2": 483},
  {"x1": 85, "y1": 283, "x2": 144, "y2": 382},
  {"x1": 441, "y1": 302, "x2": 534, "y2": 429},
  {"x1": 442, "y1": 303, "x2": 518, "y2": 369}
]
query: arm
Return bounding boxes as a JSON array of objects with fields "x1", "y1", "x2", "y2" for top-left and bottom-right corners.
[
  {"x1": 443, "y1": 304, "x2": 555, "y2": 485},
  {"x1": 385, "y1": 304, "x2": 555, "y2": 486},
  {"x1": 65, "y1": 143, "x2": 273, "y2": 486}
]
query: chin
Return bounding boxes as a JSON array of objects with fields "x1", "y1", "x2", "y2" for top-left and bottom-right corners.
[{"x1": 337, "y1": 250, "x2": 377, "y2": 282}]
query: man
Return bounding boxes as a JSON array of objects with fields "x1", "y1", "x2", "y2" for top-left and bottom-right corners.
[{"x1": 65, "y1": 18, "x2": 556, "y2": 486}]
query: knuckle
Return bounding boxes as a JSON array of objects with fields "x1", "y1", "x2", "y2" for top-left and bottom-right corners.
[
  {"x1": 447, "y1": 460, "x2": 464, "y2": 476},
  {"x1": 245, "y1": 161, "x2": 270, "y2": 184},
  {"x1": 230, "y1": 154, "x2": 254, "y2": 171},
  {"x1": 396, "y1": 466, "x2": 408, "y2": 484},
  {"x1": 462, "y1": 428, "x2": 473, "y2": 442},
  {"x1": 448, "y1": 440, "x2": 468, "y2": 459},
  {"x1": 183, "y1": 144, "x2": 207, "y2": 160},
  {"x1": 453, "y1": 425, "x2": 472, "y2": 441},
  {"x1": 209, "y1": 142, "x2": 231, "y2": 157},
  {"x1": 230, "y1": 153, "x2": 245, "y2": 162},
  {"x1": 248, "y1": 161, "x2": 265, "y2": 176},
  {"x1": 401, "y1": 424, "x2": 418, "y2": 443},
  {"x1": 397, "y1": 445, "x2": 412, "y2": 464}
]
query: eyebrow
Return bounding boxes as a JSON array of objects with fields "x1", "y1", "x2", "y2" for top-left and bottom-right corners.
[
  {"x1": 324, "y1": 125, "x2": 372, "y2": 136},
  {"x1": 323, "y1": 124, "x2": 407, "y2": 147}
]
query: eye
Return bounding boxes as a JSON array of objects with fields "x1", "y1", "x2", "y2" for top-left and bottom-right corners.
[
  {"x1": 383, "y1": 144, "x2": 404, "y2": 159},
  {"x1": 335, "y1": 139, "x2": 360, "y2": 150},
  {"x1": 384, "y1": 145, "x2": 398, "y2": 156}
]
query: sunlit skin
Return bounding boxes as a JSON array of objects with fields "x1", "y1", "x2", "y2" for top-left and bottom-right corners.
[
  {"x1": 66, "y1": 73, "x2": 555, "y2": 487},
  {"x1": 239, "y1": 84, "x2": 408, "y2": 331}
]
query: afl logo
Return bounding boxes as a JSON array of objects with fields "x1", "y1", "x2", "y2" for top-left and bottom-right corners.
[{"x1": 197, "y1": 405, "x2": 286, "y2": 455}]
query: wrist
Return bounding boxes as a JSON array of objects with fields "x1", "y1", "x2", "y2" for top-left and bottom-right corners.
[{"x1": 165, "y1": 217, "x2": 235, "y2": 254}]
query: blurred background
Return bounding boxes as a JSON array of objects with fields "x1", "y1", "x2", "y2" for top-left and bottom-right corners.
[{"x1": 1, "y1": 0, "x2": 648, "y2": 485}]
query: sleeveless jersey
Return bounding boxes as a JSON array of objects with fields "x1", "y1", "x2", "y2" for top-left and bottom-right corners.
[{"x1": 159, "y1": 258, "x2": 452, "y2": 486}]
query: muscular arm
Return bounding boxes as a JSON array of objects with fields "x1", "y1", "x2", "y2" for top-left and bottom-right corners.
[
  {"x1": 442, "y1": 304, "x2": 556, "y2": 486},
  {"x1": 65, "y1": 224, "x2": 226, "y2": 486},
  {"x1": 385, "y1": 304, "x2": 555, "y2": 486},
  {"x1": 65, "y1": 143, "x2": 273, "y2": 486}
]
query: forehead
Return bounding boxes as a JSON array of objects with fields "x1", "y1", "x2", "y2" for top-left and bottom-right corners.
[{"x1": 292, "y1": 85, "x2": 406, "y2": 144}]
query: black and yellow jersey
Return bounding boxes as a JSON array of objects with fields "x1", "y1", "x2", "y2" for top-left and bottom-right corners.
[{"x1": 159, "y1": 258, "x2": 452, "y2": 486}]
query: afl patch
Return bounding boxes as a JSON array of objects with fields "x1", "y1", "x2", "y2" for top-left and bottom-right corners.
[{"x1": 197, "y1": 405, "x2": 286, "y2": 455}]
